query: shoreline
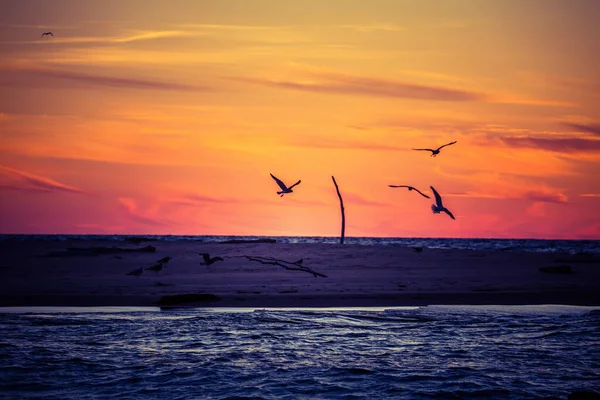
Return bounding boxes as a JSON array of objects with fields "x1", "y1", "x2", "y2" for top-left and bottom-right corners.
[{"x1": 1, "y1": 240, "x2": 599, "y2": 308}]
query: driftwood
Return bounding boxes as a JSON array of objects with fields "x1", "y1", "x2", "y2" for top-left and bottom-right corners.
[
  {"x1": 237, "y1": 256, "x2": 327, "y2": 278},
  {"x1": 332, "y1": 176, "x2": 345, "y2": 244}
]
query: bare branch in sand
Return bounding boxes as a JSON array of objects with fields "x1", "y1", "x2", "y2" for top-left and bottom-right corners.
[
  {"x1": 231, "y1": 255, "x2": 327, "y2": 278},
  {"x1": 332, "y1": 176, "x2": 346, "y2": 244}
]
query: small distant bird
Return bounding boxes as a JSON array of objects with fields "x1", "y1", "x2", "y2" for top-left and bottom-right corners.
[
  {"x1": 145, "y1": 262, "x2": 163, "y2": 272},
  {"x1": 41, "y1": 32, "x2": 54, "y2": 37},
  {"x1": 430, "y1": 186, "x2": 455, "y2": 220},
  {"x1": 156, "y1": 256, "x2": 172, "y2": 264},
  {"x1": 413, "y1": 247, "x2": 423, "y2": 253},
  {"x1": 388, "y1": 185, "x2": 430, "y2": 199},
  {"x1": 126, "y1": 266, "x2": 144, "y2": 276},
  {"x1": 270, "y1": 173, "x2": 301, "y2": 197},
  {"x1": 200, "y1": 253, "x2": 224, "y2": 266},
  {"x1": 412, "y1": 141, "x2": 457, "y2": 157}
]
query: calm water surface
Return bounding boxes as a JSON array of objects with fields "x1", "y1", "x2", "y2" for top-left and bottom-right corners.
[{"x1": 1, "y1": 305, "x2": 599, "y2": 399}]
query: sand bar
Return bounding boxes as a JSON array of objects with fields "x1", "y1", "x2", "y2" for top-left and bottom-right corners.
[{"x1": 0, "y1": 239, "x2": 599, "y2": 307}]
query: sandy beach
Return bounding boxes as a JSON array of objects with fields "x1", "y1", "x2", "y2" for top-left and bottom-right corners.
[{"x1": 0, "y1": 239, "x2": 598, "y2": 308}]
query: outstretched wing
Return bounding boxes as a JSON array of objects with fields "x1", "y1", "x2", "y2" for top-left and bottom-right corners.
[
  {"x1": 412, "y1": 187, "x2": 431, "y2": 199},
  {"x1": 443, "y1": 209, "x2": 456, "y2": 220},
  {"x1": 412, "y1": 148, "x2": 434, "y2": 152},
  {"x1": 270, "y1": 173, "x2": 288, "y2": 191},
  {"x1": 430, "y1": 186, "x2": 444, "y2": 208},
  {"x1": 436, "y1": 141, "x2": 457, "y2": 151},
  {"x1": 388, "y1": 185, "x2": 409, "y2": 188},
  {"x1": 288, "y1": 180, "x2": 301, "y2": 190}
]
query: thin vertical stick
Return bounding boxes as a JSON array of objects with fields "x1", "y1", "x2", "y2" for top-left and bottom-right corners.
[{"x1": 331, "y1": 176, "x2": 345, "y2": 244}]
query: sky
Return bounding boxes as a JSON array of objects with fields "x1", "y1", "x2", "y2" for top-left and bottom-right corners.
[{"x1": 0, "y1": 0, "x2": 599, "y2": 239}]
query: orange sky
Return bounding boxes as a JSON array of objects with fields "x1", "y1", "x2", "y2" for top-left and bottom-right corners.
[{"x1": 1, "y1": 0, "x2": 599, "y2": 239}]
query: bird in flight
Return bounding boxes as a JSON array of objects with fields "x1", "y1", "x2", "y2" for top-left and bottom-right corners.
[
  {"x1": 200, "y1": 253, "x2": 224, "y2": 266},
  {"x1": 412, "y1": 141, "x2": 457, "y2": 157},
  {"x1": 270, "y1": 173, "x2": 301, "y2": 197},
  {"x1": 41, "y1": 32, "x2": 54, "y2": 38},
  {"x1": 430, "y1": 186, "x2": 455, "y2": 220},
  {"x1": 388, "y1": 185, "x2": 430, "y2": 199}
]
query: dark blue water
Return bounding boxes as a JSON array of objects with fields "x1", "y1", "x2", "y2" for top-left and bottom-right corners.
[
  {"x1": 1, "y1": 306, "x2": 598, "y2": 399},
  {"x1": 1, "y1": 235, "x2": 599, "y2": 254}
]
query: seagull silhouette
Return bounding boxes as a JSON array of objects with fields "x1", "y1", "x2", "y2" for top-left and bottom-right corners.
[
  {"x1": 126, "y1": 266, "x2": 144, "y2": 276},
  {"x1": 388, "y1": 185, "x2": 430, "y2": 199},
  {"x1": 430, "y1": 186, "x2": 455, "y2": 220},
  {"x1": 145, "y1": 262, "x2": 163, "y2": 272},
  {"x1": 270, "y1": 173, "x2": 301, "y2": 197},
  {"x1": 412, "y1": 141, "x2": 457, "y2": 157},
  {"x1": 41, "y1": 32, "x2": 54, "y2": 37},
  {"x1": 156, "y1": 256, "x2": 172, "y2": 264},
  {"x1": 200, "y1": 253, "x2": 224, "y2": 266}
]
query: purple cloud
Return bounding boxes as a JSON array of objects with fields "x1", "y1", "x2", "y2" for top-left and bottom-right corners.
[
  {"x1": 562, "y1": 122, "x2": 600, "y2": 136},
  {"x1": 498, "y1": 136, "x2": 600, "y2": 153},
  {"x1": 0, "y1": 66, "x2": 211, "y2": 92}
]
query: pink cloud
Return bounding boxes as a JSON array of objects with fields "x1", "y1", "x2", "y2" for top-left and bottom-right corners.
[{"x1": 0, "y1": 165, "x2": 86, "y2": 194}]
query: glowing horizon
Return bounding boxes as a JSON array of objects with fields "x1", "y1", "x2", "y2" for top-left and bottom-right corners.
[{"x1": 1, "y1": 0, "x2": 599, "y2": 239}]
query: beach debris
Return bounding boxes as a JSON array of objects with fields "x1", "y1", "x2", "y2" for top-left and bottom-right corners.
[
  {"x1": 157, "y1": 293, "x2": 220, "y2": 306},
  {"x1": 539, "y1": 265, "x2": 573, "y2": 274},
  {"x1": 155, "y1": 282, "x2": 174, "y2": 287},
  {"x1": 219, "y1": 238, "x2": 277, "y2": 244},
  {"x1": 45, "y1": 245, "x2": 156, "y2": 257},
  {"x1": 200, "y1": 253, "x2": 224, "y2": 265},
  {"x1": 412, "y1": 141, "x2": 457, "y2": 157},
  {"x1": 430, "y1": 186, "x2": 455, "y2": 220},
  {"x1": 412, "y1": 247, "x2": 423, "y2": 253},
  {"x1": 388, "y1": 185, "x2": 431, "y2": 199},
  {"x1": 126, "y1": 266, "x2": 144, "y2": 277},
  {"x1": 240, "y1": 255, "x2": 327, "y2": 278},
  {"x1": 270, "y1": 173, "x2": 301, "y2": 197},
  {"x1": 124, "y1": 236, "x2": 148, "y2": 244}
]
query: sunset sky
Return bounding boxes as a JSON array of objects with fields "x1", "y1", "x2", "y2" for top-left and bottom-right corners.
[{"x1": 1, "y1": 0, "x2": 599, "y2": 239}]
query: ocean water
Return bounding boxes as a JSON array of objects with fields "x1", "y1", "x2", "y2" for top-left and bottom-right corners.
[
  {"x1": 1, "y1": 306, "x2": 599, "y2": 399},
  {"x1": 1, "y1": 234, "x2": 599, "y2": 254}
]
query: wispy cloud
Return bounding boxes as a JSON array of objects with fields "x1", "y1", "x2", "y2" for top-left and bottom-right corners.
[
  {"x1": 117, "y1": 198, "x2": 165, "y2": 226},
  {"x1": 497, "y1": 136, "x2": 600, "y2": 153},
  {"x1": 580, "y1": 193, "x2": 600, "y2": 198},
  {"x1": 0, "y1": 30, "x2": 189, "y2": 45},
  {"x1": 0, "y1": 165, "x2": 86, "y2": 194},
  {"x1": 562, "y1": 122, "x2": 600, "y2": 136},
  {"x1": 0, "y1": 65, "x2": 211, "y2": 92},
  {"x1": 447, "y1": 189, "x2": 568, "y2": 204},
  {"x1": 286, "y1": 135, "x2": 406, "y2": 151},
  {"x1": 230, "y1": 72, "x2": 486, "y2": 102}
]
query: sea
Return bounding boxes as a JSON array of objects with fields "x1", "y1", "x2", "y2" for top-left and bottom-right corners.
[
  {"x1": 0, "y1": 234, "x2": 599, "y2": 254},
  {"x1": 1, "y1": 236, "x2": 599, "y2": 399}
]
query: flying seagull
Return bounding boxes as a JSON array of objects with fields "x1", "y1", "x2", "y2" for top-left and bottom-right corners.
[
  {"x1": 430, "y1": 186, "x2": 455, "y2": 220},
  {"x1": 388, "y1": 185, "x2": 430, "y2": 199},
  {"x1": 270, "y1": 173, "x2": 301, "y2": 197},
  {"x1": 412, "y1": 141, "x2": 457, "y2": 157},
  {"x1": 200, "y1": 253, "x2": 224, "y2": 266},
  {"x1": 41, "y1": 32, "x2": 54, "y2": 37}
]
